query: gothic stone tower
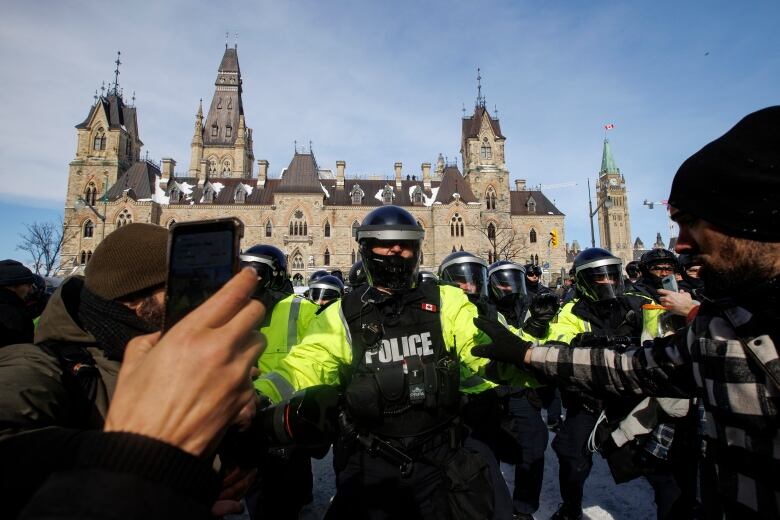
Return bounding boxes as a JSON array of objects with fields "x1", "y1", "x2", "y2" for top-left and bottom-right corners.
[
  {"x1": 61, "y1": 79, "x2": 142, "y2": 271},
  {"x1": 188, "y1": 45, "x2": 254, "y2": 180},
  {"x1": 596, "y1": 138, "x2": 633, "y2": 265}
]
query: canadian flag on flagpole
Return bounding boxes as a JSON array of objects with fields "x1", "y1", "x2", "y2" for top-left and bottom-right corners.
[{"x1": 604, "y1": 123, "x2": 615, "y2": 130}]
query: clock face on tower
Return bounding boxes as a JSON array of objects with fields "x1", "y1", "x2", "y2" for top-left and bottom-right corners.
[{"x1": 609, "y1": 178, "x2": 618, "y2": 186}]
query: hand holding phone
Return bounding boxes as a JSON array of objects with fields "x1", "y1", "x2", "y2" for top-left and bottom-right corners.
[
  {"x1": 661, "y1": 274, "x2": 679, "y2": 293},
  {"x1": 163, "y1": 218, "x2": 244, "y2": 332}
]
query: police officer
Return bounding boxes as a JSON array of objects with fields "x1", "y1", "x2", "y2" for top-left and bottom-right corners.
[
  {"x1": 306, "y1": 274, "x2": 344, "y2": 307},
  {"x1": 523, "y1": 263, "x2": 551, "y2": 299},
  {"x1": 438, "y1": 251, "x2": 490, "y2": 306},
  {"x1": 254, "y1": 206, "x2": 514, "y2": 519},
  {"x1": 487, "y1": 261, "x2": 529, "y2": 328},
  {"x1": 239, "y1": 245, "x2": 320, "y2": 520},
  {"x1": 632, "y1": 249, "x2": 679, "y2": 302},
  {"x1": 624, "y1": 260, "x2": 641, "y2": 287}
]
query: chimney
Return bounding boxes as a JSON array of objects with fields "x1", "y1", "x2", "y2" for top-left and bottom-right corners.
[
  {"x1": 421, "y1": 162, "x2": 431, "y2": 190},
  {"x1": 515, "y1": 179, "x2": 526, "y2": 191},
  {"x1": 160, "y1": 158, "x2": 176, "y2": 191},
  {"x1": 258, "y1": 159, "x2": 269, "y2": 189},
  {"x1": 336, "y1": 160, "x2": 345, "y2": 189},
  {"x1": 394, "y1": 162, "x2": 403, "y2": 190}
]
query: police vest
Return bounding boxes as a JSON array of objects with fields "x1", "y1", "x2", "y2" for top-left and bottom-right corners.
[{"x1": 340, "y1": 280, "x2": 460, "y2": 438}]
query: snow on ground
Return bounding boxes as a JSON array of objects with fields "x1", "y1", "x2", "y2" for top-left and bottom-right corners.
[{"x1": 230, "y1": 422, "x2": 656, "y2": 520}]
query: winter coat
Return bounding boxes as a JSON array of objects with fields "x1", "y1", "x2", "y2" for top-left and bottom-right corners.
[{"x1": 0, "y1": 288, "x2": 34, "y2": 348}]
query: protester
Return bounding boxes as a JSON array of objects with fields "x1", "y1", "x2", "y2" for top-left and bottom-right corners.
[
  {"x1": 8, "y1": 267, "x2": 264, "y2": 520},
  {"x1": 477, "y1": 106, "x2": 780, "y2": 518},
  {"x1": 0, "y1": 259, "x2": 35, "y2": 347}
]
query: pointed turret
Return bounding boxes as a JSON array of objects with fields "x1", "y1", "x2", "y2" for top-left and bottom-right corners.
[
  {"x1": 189, "y1": 100, "x2": 204, "y2": 175},
  {"x1": 600, "y1": 139, "x2": 620, "y2": 175}
]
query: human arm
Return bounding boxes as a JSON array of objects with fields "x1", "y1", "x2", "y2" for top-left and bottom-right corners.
[{"x1": 658, "y1": 288, "x2": 699, "y2": 318}]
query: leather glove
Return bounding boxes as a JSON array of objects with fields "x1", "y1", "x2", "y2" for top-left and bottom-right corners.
[
  {"x1": 471, "y1": 316, "x2": 532, "y2": 367},
  {"x1": 522, "y1": 293, "x2": 560, "y2": 338}
]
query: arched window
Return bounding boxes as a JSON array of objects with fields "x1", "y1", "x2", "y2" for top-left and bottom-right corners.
[
  {"x1": 487, "y1": 222, "x2": 496, "y2": 240},
  {"x1": 450, "y1": 213, "x2": 464, "y2": 237},
  {"x1": 85, "y1": 182, "x2": 97, "y2": 206},
  {"x1": 350, "y1": 185, "x2": 364, "y2": 205},
  {"x1": 80, "y1": 251, "x2": 87, "y2": 265},
  {"x1": 352, "y1": 221, "x2": 360, "y2": 238},
  {"x1": 93, "y1": 129, "x2": 106, "y2": 151},
  {"x1": 234, "y1": 185, "x2": 245, "y2": 204},
  {"x1": 527, "y1": 196, "x2": 536, "y2": 213},
  {"x1": 382, "y1": 185, "x2": 394, "y2": 204},
  {"x1": 290, "y1": 210, "x2": 307, "y2": 236},
  {"x1": 167, "y1": 219, "x2": 177, "y2": 229},
  {"x1": 87, "y1": 251, "x2": 92, "y2": 263},
  {"x1": 351, "y1": 250, "x2": 356, "y2": 264},
  {"x1": 480, "y1": 138, "x2": 491, "y2": 160},
  {"x1": 292, "y1": 254, "x2": 304, "y2": 270},
  {"x1": 486, "y1": 187, "x2": 497, "y2": 210},
  {"x1": 265, "y1": 221, "x2": 272, "y2": 238},
  {"x1": 292, "y1": 273, "x2": 304, "y2": 286},
  {"x1": 170, "y1": 186, "x2": 181, "y2": 203},
  {"x1": 535, "y1": 254, "x2": 539, "y2": 265},
  {"x1": 202, "y1": 186, "x2": 214, "y2": 203},
  {"x1": 209, "y1": 159, "x2": 217, "y2": 174},
  {"x1": 83, "y1": 219, "x2": 94, "y2": 238},
  {"x1": 222, "y1": 160, "x2": 231, "y2": 175},
  {"x1": 530, "y1": 228, "x2": 537, "y2": 243},
  {"x1": 116, "y1": 209, "x2": 132, "y2": 227},
  {"x1": 324, "y1": 220, "x2": 331, "y2": 237},
  {"x1": 324, "y1": 249, "x2": 331, "y2": 266}
]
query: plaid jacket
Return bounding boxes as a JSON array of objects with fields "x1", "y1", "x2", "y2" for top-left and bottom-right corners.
[{"x1": 531, "y1": 300, "x2": 780, "y2": 517}]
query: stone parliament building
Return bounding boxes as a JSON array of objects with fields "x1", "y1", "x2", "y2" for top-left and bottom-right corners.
[{"x1": 61, "y1": 46, "x2": 573, "y2": 285}]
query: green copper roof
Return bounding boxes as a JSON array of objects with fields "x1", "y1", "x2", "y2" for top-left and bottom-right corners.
[{"x1": 600, "y1": 138, "x2": 620, "y2": 175}]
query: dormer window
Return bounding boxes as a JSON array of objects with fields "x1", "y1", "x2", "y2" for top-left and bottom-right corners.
[
  {"x1": 234, "y1": 185, "x2": 246, "y2": 204},
  {"x1": 480, "y1": 138, "x2": 491, "y2": 160},
  {"x1": 116, "y1": 209, "x2": 132, "y2": 228},
  {"x1": 169, "y1": 185, "x2": 182, "y2": 203},
  {"x1": 211, "y1": 125, "x2": 218, "y2": 137},
  {"x1": 350, "y1": 184, "x2": 364, "y2": 205},
  {"x1": 93, "y1": 129, "x2": 106, "y2": 151},
  {"x1": 202, "y1": 186, "x2": 214, "y2": 203},
  {"x1": 222, "y1": 161, "x2": 232, "y2": 175},
  {"x1": 411, "y1": 186, "x2": 423, "y2": 204},
  {"x1": 226, "y1": 125, "x2": 233, "y2": 138},
  {"x1": 209, "y1": 160, "x2": 217, "y2": 174},
  {"x1": 382, "y1": 185, "x2": 394, "y2": 205},
  {"x1": 527, "y1": 196, "x2": 536, "y2": 213}
]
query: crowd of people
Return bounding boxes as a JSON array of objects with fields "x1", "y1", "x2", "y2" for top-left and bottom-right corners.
[{"x1": 0, "y1": 105, "x2": 777, "y2": 520}]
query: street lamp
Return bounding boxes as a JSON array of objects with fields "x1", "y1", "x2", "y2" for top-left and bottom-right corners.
[
  {"x1": 74, "y1": 173, "x2": 109, "y2": 239},
  {"x1": 588, "y1": 177, "x2": 613, "y2": 248}
]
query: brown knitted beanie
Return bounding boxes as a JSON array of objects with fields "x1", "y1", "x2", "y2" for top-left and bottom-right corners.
[{"x1": 84, "y1": 223, "x2": 168, "y2": 300}]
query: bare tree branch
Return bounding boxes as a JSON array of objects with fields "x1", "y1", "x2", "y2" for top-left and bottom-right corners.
[
  {"x1": 469, "y1": 216, "x2": 530, "y2": 263},
  {"x1": 16, "y1": 220, "x2": 65, "y2": 276}
]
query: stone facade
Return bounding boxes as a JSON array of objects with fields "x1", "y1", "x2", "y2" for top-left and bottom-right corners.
[
  {"x1": 596, "y1": 138, "x2": 633, "y2": 266},
  {"x1": 60, "y1": 47, "x2": 568, "y2": 285}
]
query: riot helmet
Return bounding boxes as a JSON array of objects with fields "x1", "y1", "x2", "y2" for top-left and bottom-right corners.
[
  {"x1": 488, "y1": 261, "x2": 527, "y2": 304},
  {"x1": 639, "y1": 248, "x2": 679, "y2": 287},
  {"x1": 625, "y1": 260, "x2": 641, "y2": 280},
  {"x1": 573, "y1": 248, "x2": 625, "y2": 302},
  {"x1": 307, "y1": 274, "x2": 344, "y2": 306},
  {"x1": 438, "y1": 251, "x2": 488, "y2": 299},
  {"x1": 356, "y1": 206, "x2": 424, "y2": 293},
  {"x1": 418, "y1": 271, "x2": 439, "y2": 284},
  {"x1": 308, "y1": 270, "x2": 330, "y2": 285},
  {"x1": 524, "y1": 264, "x2": 543, "y2": 278},
  {"x1": 239, "y1": 244, "x2": 289, "y2": 291},
  {"x1": 347, "y1": 260, "x2": 366, "y2": 288}
]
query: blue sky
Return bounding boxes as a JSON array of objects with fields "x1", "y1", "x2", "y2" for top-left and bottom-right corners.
[{"x1": 1, "y1": 0, "x2": 778, "y2": 265}]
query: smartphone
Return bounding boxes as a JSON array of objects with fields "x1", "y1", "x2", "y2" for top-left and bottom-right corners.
[
  {"x1": 163, "y1": 218, "x2": 244, "y2": 332},
  {"x1": 661, "y1": 274, "x2": 679, "y2": 292}
]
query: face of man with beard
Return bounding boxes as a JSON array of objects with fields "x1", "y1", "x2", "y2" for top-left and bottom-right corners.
[
  {"x1": 126, "y1": 287, "x2": 166, "y2": 330},
  {"x1": 670, "y1": 207, "x2": 780, "y2": 298}
]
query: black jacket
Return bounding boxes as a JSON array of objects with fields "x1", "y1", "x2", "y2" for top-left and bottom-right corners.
[{"x1": 0, "y1": 288, "x2": 34, "y2": 348}]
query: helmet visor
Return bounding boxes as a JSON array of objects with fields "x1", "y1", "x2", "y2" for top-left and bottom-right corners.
[
  {"x1": 308, "y1": 288, "x2": 341, "y2": 305},
  {"x1": 441, "y1": 263, "x2": 488, "y2": 298},
  {"x1": 239, "y1": 258, "x2": 280, "y2": 290},
  {"x1": 576, "y1": 264, "x2": 625, "y2": 301},
  {"x1": 488, "y1": 268, "x2": 527, "y2": 301}
]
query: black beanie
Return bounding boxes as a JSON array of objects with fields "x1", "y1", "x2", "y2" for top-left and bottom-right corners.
[
  {"x1": 668, "y1": 105, "x2": 780, "y2": 241},
  {"x1": 84, "y1": 223, "x2": 168, "y2": 300},
  {"x1": 0, "y1": 259, "x2": 34, "y2": 286}
]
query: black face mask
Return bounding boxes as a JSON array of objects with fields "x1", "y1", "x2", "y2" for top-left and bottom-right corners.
[{"x1": 362, "y1": 251, "x2": 420, "y2": 293}]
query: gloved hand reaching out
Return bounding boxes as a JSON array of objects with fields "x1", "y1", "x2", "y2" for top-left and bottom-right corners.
[
  {"x1": 522, "y1": 293, "x2": 560, "y2": 338},
  {"x1": 471, "y1": 316, "x2": 533, "y2": 367}
]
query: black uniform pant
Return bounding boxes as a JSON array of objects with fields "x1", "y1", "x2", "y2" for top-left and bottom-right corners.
[
  {"x1": 326, "y1": 435, "x2": 512, "y2": 520},
  {"x1": 504, "y1": 393, "x2": 548, "y2": 514},
  {"x1": 551, "y1": 405, "x2": 599, "y2": 513},
  {"x1": 246, "y1": 448, "x2": 312, "y2": 520}
]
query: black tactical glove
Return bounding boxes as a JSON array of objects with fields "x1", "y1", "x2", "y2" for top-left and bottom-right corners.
[
  {"x1": 261, "y1": 385, "x2": 341, "y2": 447},
  {"x1": 471, "y1": 316, "x2": 533, "y2": 367},
  {"x1": 522, "y1": 293, "x2": 560, "y2": 338}
]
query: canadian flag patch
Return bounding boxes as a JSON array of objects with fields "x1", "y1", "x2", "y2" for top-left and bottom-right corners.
[{"x1": 421, "y1": 303, "x2": 438, "y2": 313}]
